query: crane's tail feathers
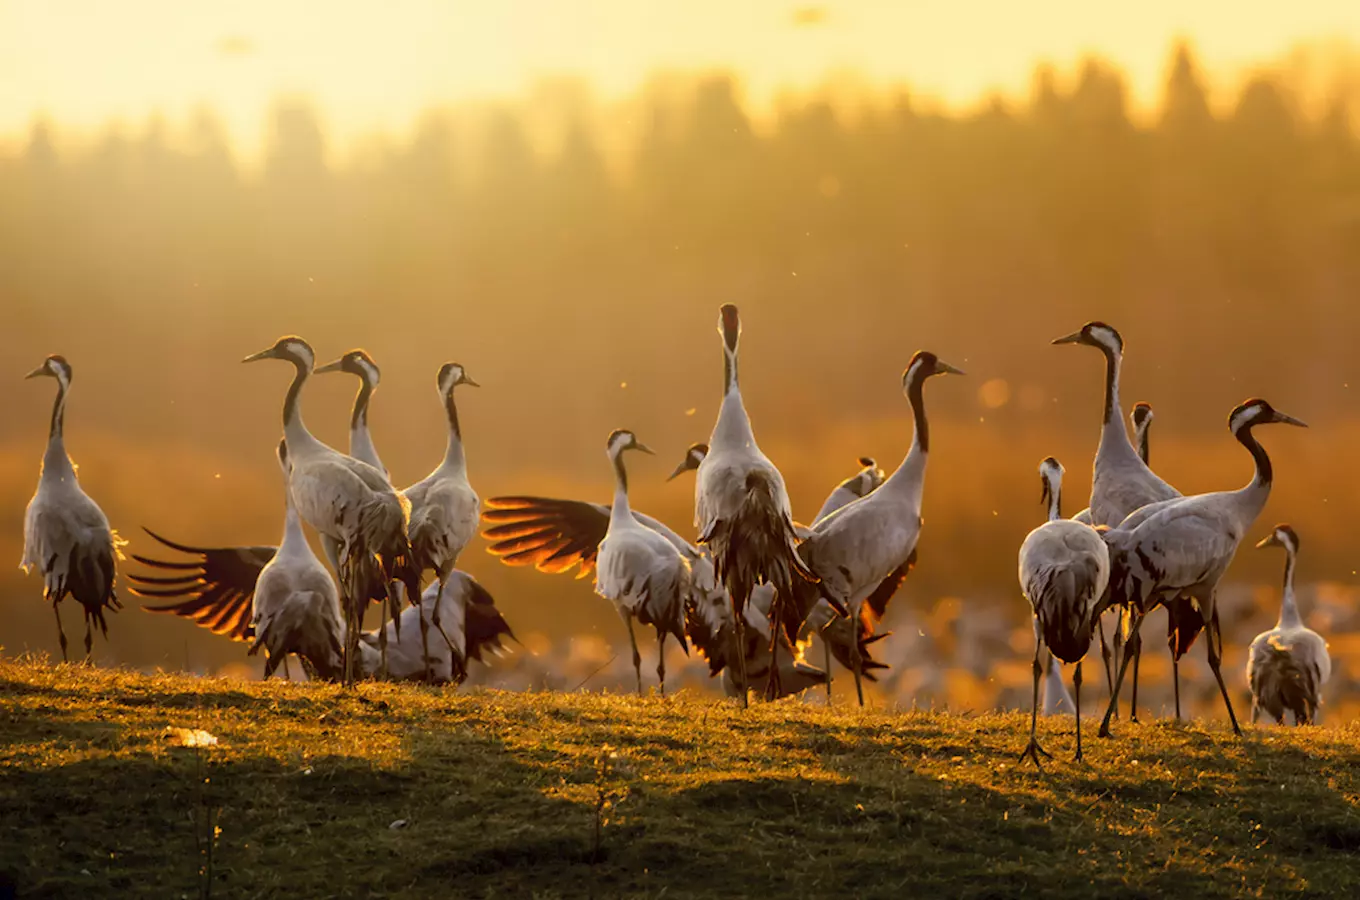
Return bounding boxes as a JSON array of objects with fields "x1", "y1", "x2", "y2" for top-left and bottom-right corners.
[
  {"x1": 1252, "y1": 640, "x2": 1320, "y2": 725},
  {"x1": 704, "y1": 480, "x2": 819, "y2": 644},
  {"x1": 1165, "y1": 596, "x2": 1206, "y2": 659}
]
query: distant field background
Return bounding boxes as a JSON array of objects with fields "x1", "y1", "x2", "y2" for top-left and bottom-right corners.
[{"x1": 3, "y1": 36, "x2": 1360, "y2": 719}]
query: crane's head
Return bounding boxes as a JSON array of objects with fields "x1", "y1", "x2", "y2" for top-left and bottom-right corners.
[
  {"x1": 849, "y1": 456, "x2": 886, "y2": 497},
  {"x1": 25, "y1": 354, "x2": 71, "y2": 387},
  {"x1": 242, "y1": 336, "x2": 315, "y2": 371},
  {"x1": 314, "y1": 349, "x2": 381, "y2": 387},
  {"x1": 1051, "y1": 321, "x2": 1123, "y2": 357},
  {"x1": 607, "y1": 429, "x2": 655, "y2": 459},
  {"x1": 1256, "y1": 523, "x2": 1300, "y2": 554},
  {"x1": 901, "y1": 351, "x2": 966, "y2": 394},
  {"x1": 1228, "y1": 398, "x2": 1308, "y2": 435},
  {"x1": 719, "y1": 304, "x2": 741, "y2": 353},
  {"x1": 1038, "y1": 456, "x2": 1065, "y2": 506},
  {"x1": 435, "y1": 362, "x2": 480, "y2": 395},
  {"x1": 666, "y1": 442, "x2": 708, "y2": 482}
]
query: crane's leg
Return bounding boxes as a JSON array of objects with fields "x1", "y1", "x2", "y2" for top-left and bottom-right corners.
[
  {"x1": 1250, "y1": 698, "x2": 1261, "y2": 725},
  {"x1": 428, "y1": 573, "x2": 463, "y2": 677},
  {"x1": 823, "y1": 635, "x2": 833, "y2": 704},
  {"x1": 376, "y1": 595, "x2": 391, "y2": 681},
  {"x1": 83, "y1": 612, "x2": 94, "y2": 663},
  {"x1": 731, "y1": 586, "x2": 750, "y2": 709},
  {"x1": 1019, "y1": 630, "x2": 1050, "y2": 768},
  {"x1": 52, "y1": 601, "x2": 69, "y2": 663},
  {"x1": 1204, "y1": 611, "x2": 1242, "y2": 736},
  {"x1": 1129, "y1": 638, "x2": 1142, "y2": 723},
  {"x1": 1096, "y1": 615, "x2": 1114, "y2": 697},
  {"x1": 1099, "y1": 610, "x2": 1145, "y2": 738},
  {"x1": 1073, "y1": 660, "x2": 1084, "y2": 762},
  {"x1": 1172, "y1": 658, "x2": 1182, "y2": 721},
  {"x1": 850, "y1": 635, "x2": 865, "y2": 708},
  {"x1": 283, "y1": 655, "x2": 293, "y2": 681},
  {"x1": 622, "y1": 613, "x2": 643, "y2": 697},
  {"x1": 264, "y1": 652, "x2": 280, "y2": 680},
  {"x1": 418, "y1": 589, "x2": 433, "y2": 683},
  {"x1": 656, "y1": 632, "x2": 667, "y2": 698},
  {"x1": 764, "y1": 597, "x2": 783, "y2": 701}
]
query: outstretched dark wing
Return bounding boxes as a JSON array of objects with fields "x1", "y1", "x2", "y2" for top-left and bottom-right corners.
[
  {"x1": 464, "y1": 576, "x2": 516, "y2": 664},
  {"x1": 129, "y1": 528, "x2": 275, "y2": 642},
  {"x1": 820, "y1": 552, "x2": 914, "y2": 681},
  {"x1": 863, "y1": 551, "x2": 915, "y2": 624},
  {"x1": 481, "y1": 497, "x2": 611, "y2": 579}
]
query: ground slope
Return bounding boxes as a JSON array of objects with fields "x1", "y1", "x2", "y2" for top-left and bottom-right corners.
[{"x1": 2, "y1": 659, "x2": 1360, "y2": 898}]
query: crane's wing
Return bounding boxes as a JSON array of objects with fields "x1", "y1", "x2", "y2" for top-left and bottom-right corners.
[
  {"x1": 863, "y1": 550, "x2": 915, "y2": 625},
  {"x1": 464, "y1": 575, "x2": 516, "y2": 663},
  {"x1": 481, "y1": 496, "x2": 612, "y2": 578},
  {"x1": 129, "y1": 528, "x2": 275, "y2": 641}
]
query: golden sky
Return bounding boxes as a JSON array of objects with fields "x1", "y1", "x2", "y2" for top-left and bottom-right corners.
[{"x1": 3, "y1": 0, "x2": 1359, "y2": 153}]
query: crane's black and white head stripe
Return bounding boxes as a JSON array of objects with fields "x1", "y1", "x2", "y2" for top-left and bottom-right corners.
[
  {"x1": 1229, "y1": 398, "x2": 1308, "y2": 435},
  {"x1": 901, "y1": 351, "x2": 966, "y2": 392},
  {"x1": 1130, "y1": 401, "x2": 1153, "y2": 431},
  {"x1": 666, "y1": 442, "x2": 708, "y2": 482},
  {"x1": 1051, "y1": 321, "x2": 1123, "y2": 356},
  {"x1": 25, "y1": 354, "x2": 72, "y2": 387},
  {"x1": 719, "y1": 304, "x2": 741, "y2": 353},
  {"x1": 606, "y1": 429, "x2": 655, "y2": 458},
  {"x1": 323, "y1": 349, "x2": 382, "y2": 384},
  {"x1": 1256, "y1": 523, "x2": 1300, "y2": 554},
  {"x1": 243, "y1": 336, "x2": 315, "y2": 370},
  {"x1": 437, "y1": 362, "x2": 480, "y2": 394}
]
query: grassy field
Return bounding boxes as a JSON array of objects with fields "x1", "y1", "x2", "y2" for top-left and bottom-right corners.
[{"x1": 3, "y1": 659, "x2": 1360, "y2": 898}]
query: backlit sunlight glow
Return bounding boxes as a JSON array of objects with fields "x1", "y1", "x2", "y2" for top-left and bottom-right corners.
[{"x1": 6, "y1": 1, "x2": 1360, "y2": 155}]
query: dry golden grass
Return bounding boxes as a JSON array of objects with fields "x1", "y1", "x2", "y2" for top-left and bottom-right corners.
[{"x1": 4, "y1": 658, "x2": 1360, "y2": 898}]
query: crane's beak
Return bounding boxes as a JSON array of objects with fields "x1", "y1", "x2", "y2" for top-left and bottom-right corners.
[
  {"x1": 1255, "y1": 533, "x2": 1278, "y2": 549},
  {"x1": 242, "y1": 347, "x2": 276, "y2": 363},
  {"x1": 313, "y1": 359, "x2": 345, "y2": 374},
  {"x1": 461, "y1": 376, "x2": 481, "y2": 388},
  {"x1": 936, "y1": 360, "x2": 966, "y2": 376},
  {"x1": 1272, "y1": 411, "x2": 1308, "y2": 428},
  {"x1": 665, "y1": 459, "x2": 691, "y2": 482},
  {"x1": 23, "y1": 366, "x2": 46, "y2": 379},
  {"x1": 1051, "y1": 330, "x2": 1085, "y2": 346},
  {"x1": 633, "y1": 442, "x2": 656, "y2": 456}
]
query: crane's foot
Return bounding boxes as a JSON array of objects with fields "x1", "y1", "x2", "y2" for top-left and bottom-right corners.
[{"x1": 1018, "y1": 737, "x2": 1052, "y2": 770}]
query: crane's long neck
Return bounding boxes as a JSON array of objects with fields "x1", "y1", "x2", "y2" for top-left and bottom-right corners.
[
  {"x1": 609, "y1": 449, "x2": 632, "y2": 519},
  {"x1": 281, "y1": 359, "x2": 316, "y2": 448},
  {"x1": 279, "y1": 495, "x2": 308, "y2": 554},
  {"x1": 440, "y1": 388, "x2": 467, "y2": 474},
  {"x1": 884, "y1": 370, "x2": 930, "y2": 494},
  {"x1": 1046, "y1": 477, "x2": 1063, "y2": 522},
  {"x1": 41, "y1": 376, "x2": 75, "y2": 480},
  {"x1": 348, "y1": 380, "x2": 385, "y2": 473},
  {"x1": 1135, "y1": 423, "x2": 1150, "y2": 465},
  {"x1": 1097, "y1": 346, "x2": 1135, "y2": 457},
  {"x1": 1236, "y1": 422, "x2": 1273, "y2": 495},
  {"x1": 1277, "y1": 546, "x2": 1301, "y2": 629},
  {"x1": 712, "y1": 344, "x2": 755, "y2": 448}
]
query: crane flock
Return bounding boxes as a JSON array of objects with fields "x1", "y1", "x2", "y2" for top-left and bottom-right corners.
[{"x1": 16, "y1": 311, "x2": 1331, "y2": 766}]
